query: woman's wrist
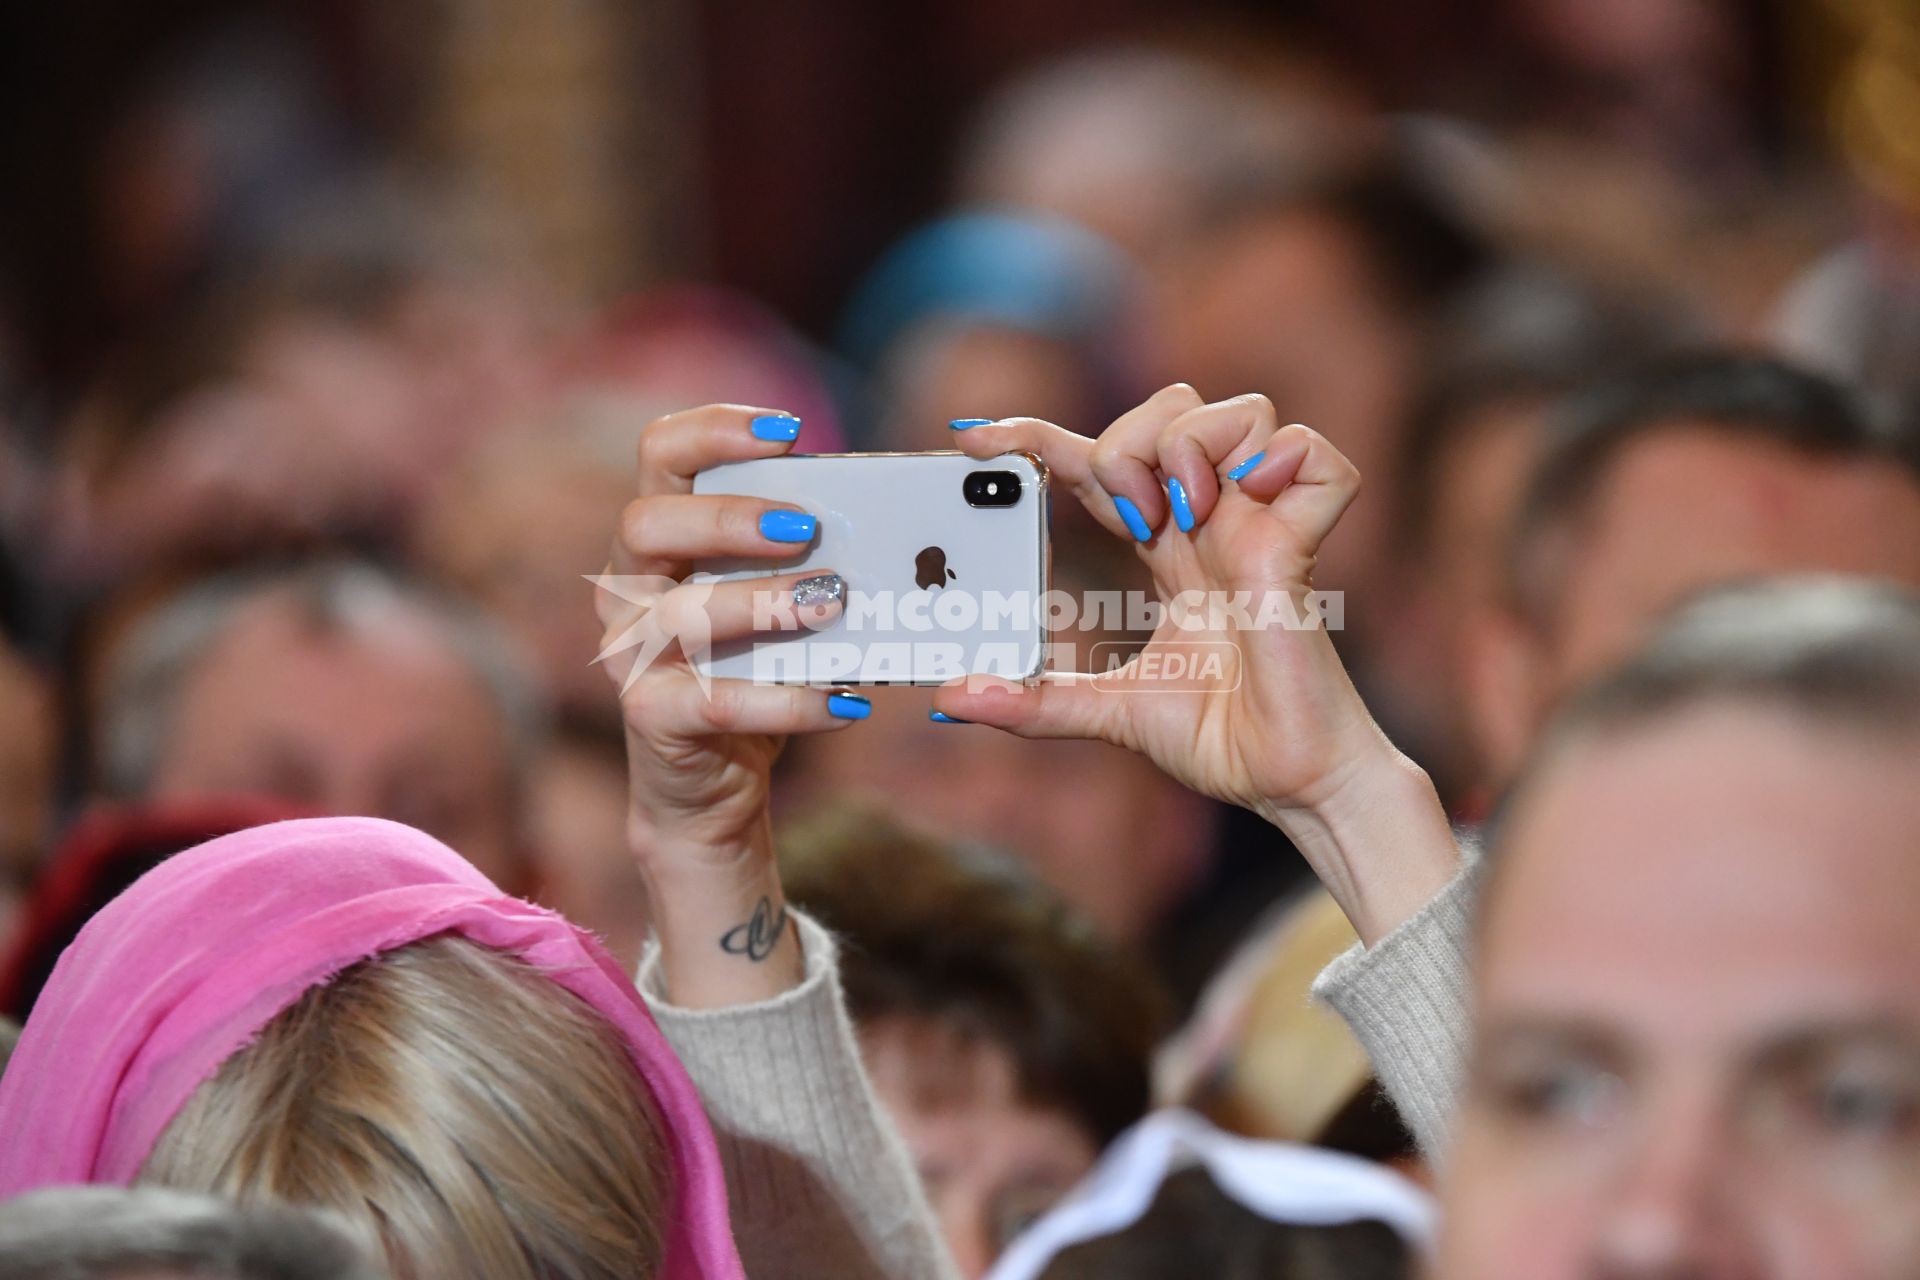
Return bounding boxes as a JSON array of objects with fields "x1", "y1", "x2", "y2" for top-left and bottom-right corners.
[
  {"x1": 1256, "y1": 737, "x2": 1462, "y2": 947},
  {"x1": 637, "y1": 819, "x2": 806, "y2": 1009}
]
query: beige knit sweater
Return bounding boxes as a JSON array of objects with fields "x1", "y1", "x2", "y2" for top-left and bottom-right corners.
[
  {"x1": 1311, "y1": 862, "x2": 1477, "y2": 1157},
  {"x1": 638, "y1": 870, "x2": 1478, "y2": 1277},
  {"x1": 639, "y1": 912, "x2": 963, "y2": 1280}
]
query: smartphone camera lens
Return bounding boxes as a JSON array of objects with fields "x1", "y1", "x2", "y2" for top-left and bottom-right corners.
[{"x1": 963, "y1": 470, "x2": 1022, "y2": 508}]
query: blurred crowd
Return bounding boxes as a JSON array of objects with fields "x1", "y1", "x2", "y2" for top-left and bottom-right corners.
[{"x1": 3, "y1": 1, "x2": 1920, "y2": 1278}]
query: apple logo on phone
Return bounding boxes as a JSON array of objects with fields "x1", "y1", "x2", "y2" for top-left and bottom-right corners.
[{"x1": 915, "y1": 546, "x2": 958, "y2": 591}]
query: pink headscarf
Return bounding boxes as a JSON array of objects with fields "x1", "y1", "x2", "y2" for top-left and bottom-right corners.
[{"x1": 0, "y1": 816, "x2": 745, "y2": 1279}]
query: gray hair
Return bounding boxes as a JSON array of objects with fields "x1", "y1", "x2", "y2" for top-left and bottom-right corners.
[
  {"x1": 0, "y1": 1186, "x2": 387, "y2": 1280},
  {"x1": 1544, "y1": 575, "x2": 1920, "y2": 754},
  {"x1": 99, "y1": 561, "x2": 548, "y2": 801}
]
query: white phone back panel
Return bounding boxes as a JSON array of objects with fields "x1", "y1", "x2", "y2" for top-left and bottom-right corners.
[{"x1": 691, "y1": 451, "x2": 1049, "y2": 685}]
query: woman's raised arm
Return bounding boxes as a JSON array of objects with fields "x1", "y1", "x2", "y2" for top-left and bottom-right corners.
[{"x1": 935, "y1": 387, "x2": 1463, "y2": 946}]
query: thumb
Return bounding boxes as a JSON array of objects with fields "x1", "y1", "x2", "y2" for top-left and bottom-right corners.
[{"x1": 931, "y1": 672, "x2": 1120, "y2": 742}]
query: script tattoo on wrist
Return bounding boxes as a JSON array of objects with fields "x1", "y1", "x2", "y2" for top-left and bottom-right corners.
[{"x1": 719, "y1": 896, "x2": 789, "y2": 962}]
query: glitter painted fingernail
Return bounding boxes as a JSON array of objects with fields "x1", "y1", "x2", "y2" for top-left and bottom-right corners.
[{"x1": 792, "y1": 574, "x2": 845, "y2": 606}]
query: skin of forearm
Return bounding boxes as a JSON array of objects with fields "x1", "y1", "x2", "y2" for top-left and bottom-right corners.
[
  {"x1": 637, "y1": 813, "x2": 806, "y2": 1008},
  {"x1": 1256, "y1": 737, "x2": 1462, "y2": 947}
]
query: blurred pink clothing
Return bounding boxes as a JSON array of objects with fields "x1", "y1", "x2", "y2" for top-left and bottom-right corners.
[{"x1": 0, "y1": 814, "x2": 746, "y2": 1280}]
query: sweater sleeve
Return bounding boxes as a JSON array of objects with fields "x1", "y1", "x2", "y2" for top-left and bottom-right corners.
[
  {"x1": 1311, "y1": 859, "x2": 1478, "y2": 1159},
  {"x1": 639, "y1": 910, "x2": 961, "y2": 1280}
]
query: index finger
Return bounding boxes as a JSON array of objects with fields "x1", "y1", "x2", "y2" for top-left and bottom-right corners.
[
  {"x1": 634, "y1": 403, "x2": 806, "y2": 498},
  {"x1": 609, "y1": 403, "x2": 806, "y2": 578},
  {"x1": 1156, "y1": 393, "x2": 1282, "y2": 530}
]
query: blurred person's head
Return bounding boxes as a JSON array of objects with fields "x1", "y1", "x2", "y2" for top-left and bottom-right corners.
[
  {"x1": 955, "y1": 46, "x2": 1354, "y2": 261},
  {"x1": 96, "y1": 561, "x2": 543, "y2": 891},
  {"x1": 1149, "y1": 151, "x2": 1495, "y2": 617},
  {"x1": 526, "y1": 715, "x2": 650, "y2": 970},
  {"x1": 56, "y1": 281, "x2": 426, "y2": 581},
  {"x1": 1441, "y1": 578, "x2": 1920, "y2": 1280},
  {"x1": 780, "y1": 688, "x2": 1214, "y2": 944},
  {"x1": 1040, "y1": 1170, "x2": 1410, "y2": 1280},
  {"x1": 0, "y1": 816, "x2": 744, "y2": 1280},
  {"x1": 782, "y1": 806, "x2": 1167, "y2": 1277},
  {"x1": 0, "y1": 1185, "x2": 385, "y2": 1280},
  {"x1": 238, "y1": 192, "x2": 564, "y2": 487},
  {"x1": 838, "y1": 213, "x2": 1132, "y2": 450},
  {"x1": 990, "y1": 1110, "x2": 1429, "y2": 1280},
  {"x1": 415, "y1": 398, "x2": 638, "y2": 721},
  {"x1": 1470, "y1": 353, "x2": 1920, "y2": 783},
  {"x1": 146, "y1": 935, "x2": 669, "y2": 1276},
  {"x1": 1390, "y1": 267, "x2": 1694, "y2": 800},
  {"x1": 1494, "y1": 0, "x2": 1763, "y2": 182},
  {"x1": 53, "y1": 206, "x2": 558, "y2": 584},
  {"x1": 566, "y1": 285, "x2": 846, "y2": 453}
]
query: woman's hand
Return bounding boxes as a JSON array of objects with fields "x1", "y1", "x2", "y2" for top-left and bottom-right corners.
[
  {"x1": 934, "y1": 386, "x2": 1460, "y2": 943},
  {"x1": 595, "y1": 404, "x2": 862, "y2": 1005}
]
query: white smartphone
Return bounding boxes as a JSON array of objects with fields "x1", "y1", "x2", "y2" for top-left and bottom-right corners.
[{"x1": 690, "y1": 451, "x2": 1050, "y2": 685}]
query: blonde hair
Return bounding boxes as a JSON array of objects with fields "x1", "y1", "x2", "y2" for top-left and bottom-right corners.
[{"x1": 141, "y1": 934, "x2": 671, "y2": 1280}]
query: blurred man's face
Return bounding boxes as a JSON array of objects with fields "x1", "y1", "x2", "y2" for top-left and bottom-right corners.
[
  {"x1": 862, "y1": 1015, "x2": 1099, "y2": 1279},
  {"x1": 1477, "y1": 428, "x2": 1920, "y2": 782},
  {"x1": 1441, "y1": 705, "x2": 1920, "y2": 1280},
  {"x1": 146, "y1": 595, "x2": 525, "y2": 888},
  {"x1": 1391, "y1": 393, "x2": 1547, "y2": 797},
  {"x1": 1550, "y1": 430, "x2": 1920, "y2": 686}
]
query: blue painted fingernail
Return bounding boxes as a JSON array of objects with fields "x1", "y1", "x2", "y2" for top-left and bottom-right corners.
[
  {"x1": 828, "y1": 693, "x2": 872, "y2": 720},
  {"x1": 1167, "y1": 476, "x2": 1196, "y2": 532},
  {"x1": 1112, "y1": 495, "x2": 1153, "y2": 542},
  {"x1": 1227, "y1": 451, "x2": 1266, "y2": 482},
  {"x1": 928, "y1": 710, "x2": 970, "y2": 723},
  {"x1": 751, "y1": 413, "x2": 802, "y2": 442},
  {"x1": 949, "y1": 418, "x2": 992, "y2": 431},
  {"x1": 759, "y1": 510, "x2": 817, "y2": 542}
]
